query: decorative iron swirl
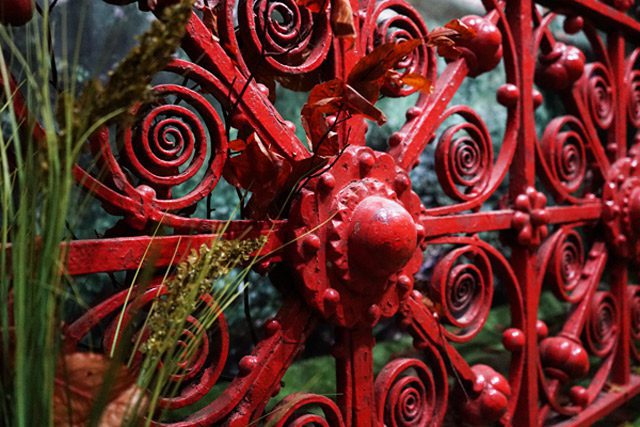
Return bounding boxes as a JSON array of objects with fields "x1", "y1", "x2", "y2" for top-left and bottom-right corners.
[
  {"x1": 375, "y1": 356, "x2": 447, "y2": 427},
  {"x1": 628, "y1": 286, "x2": 640, "y2": 362},
  {"x1": 361, "y1": 0, "x2": 435, "y2": 97},
  {"x1": 119, "y1": 82, "x2": 227, "y2": 211},
  {"x1": 582, "y1": 63, "x2": 615, "y2": 130},
  {"x1": 434, "y1": 107, "x2": 494, "y2": 202},
  {"x1": 628, "y1": 59, "x2": 640, "y2": 129},
  {"x1": 428, "y1": 245, "x2": 493, "y2": 342},
  {"x1": 100, "y1": 291, "x2": 229, "y2": 410},
  {"x1": 583, "y1": 291, "x2": 619, "y2": 358},
  {"x1": 543, "y1": 228, "x2": 586, "y2": 303},
  {"x1": 236, "y1": 0, "x2": 331, "y2": 81},
  {"x1": 265, "y1": 393, "x2": 345, "y2": 426},
  {"x1": 540, "y1": 116, "x2": 587, "y2": 197},
  {"x1": 629, "y1": 70, "x2": 640, "y2": 128}
]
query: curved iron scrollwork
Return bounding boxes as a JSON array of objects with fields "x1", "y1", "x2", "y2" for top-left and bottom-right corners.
[{"x1": 4, "y1": 0, "x2": 640, "y2": 425}]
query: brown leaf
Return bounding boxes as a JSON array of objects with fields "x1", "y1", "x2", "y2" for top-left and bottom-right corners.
[
  {"x1": 330, "y1": 0, "x2": 356, "y2": 38},
  {"x1": 288, "y1": 155, "x2": 329, "y2": 183},
  {"x1": 53, "y1": 352, "x2": 146, "y2": 427},
  {"x1": 301, "y1": 79, "x2": 385, "y2": 154},
  {"x1": 348, "y1": 39, "x2": 422, "y2": 102},
  {"x1": 304, "y1": 79, "x2": 345, "y2": 115},
  {"x1": 201, "y1": 6, "x2": 219, "y2": 40},
  {"x1": 223, "y1": 133, "x2": 290, "y2": 191},
  {"x1": 343, "y1": 84, "x2": 386, "y2": 125},
  {"x1": 99, "y1": 385, "x2": 148, "y2": 427},
  {"x1": 301, "y1": 79, "x2": 345, "y2": 154},
  {"x1": 301, "y1": 107, "x2": 339, "y2": 156},
  {"x1": 299, "y1": 41, "x2": 423, "y2": 153},
  {"x1": 222, "y1": 132, "x2": 332, "y2": 215},
  {"x1": 444, "y1": 18, "x2": 476, "y2": 41},
  {"x1": 427, "y1": 19, "x2": 476, "y2": 61},
  {"x1": 399, "y1": 73, "x2": 433, "y2": 94}
]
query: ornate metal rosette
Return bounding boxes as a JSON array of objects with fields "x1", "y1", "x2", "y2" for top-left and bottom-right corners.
[
  {"x1": 289, "y1": 146, "x2": 424, "y2": 327},
  {"x1": 603, "y1": 154, "x2": 640, "y2": 258}
]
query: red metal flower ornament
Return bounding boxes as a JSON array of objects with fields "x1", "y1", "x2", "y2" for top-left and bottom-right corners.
[{"x1": 511, "y1": 187, "x2": 550, "y2": 247}]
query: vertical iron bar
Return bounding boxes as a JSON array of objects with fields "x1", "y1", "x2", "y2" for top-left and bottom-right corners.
[
  {"x1": 608, "y1": 31, "x2": 630, "y2": 386},
  {"x1": 507, "y1": 0, "x2": 539, "y2": 425}
]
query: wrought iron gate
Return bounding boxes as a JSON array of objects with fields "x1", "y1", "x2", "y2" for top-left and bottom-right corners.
[{"x1": 5, "y1": 0, "x2": 640, "y2": 425}]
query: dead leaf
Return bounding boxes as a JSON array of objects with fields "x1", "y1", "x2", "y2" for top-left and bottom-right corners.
[
  {"x1": 330, "y1": 0, "x2": 356, "y2": 38},
  {"x1": 304, "y1": 79, "x2": 345, "y2": 115},
  {"x1": 427, "y1": 19, "x2": 476, "y2": 61},
  {"x1": 301, "y1": 78, "x2": 386, "y2": 154},
  {"x1": 300, "y1": 79, "x2": 345, "y2": 155},
  {"x1": 53, "y1": 352, "x2": 147, "y2": 427},
  {"x1": 201, "y1": 6, "x2": 219, "y2": 41},
  {"x1": 348, "y1": 39, "x2": 422, "y2": 102},
  {"x1": 296, "y1": 21, "x2": 476, "y2": 156},
  {"x1": 223, "y1": 133, "x2": 290, "y2": 192},
  {"x1": 98, "y1": 385, "x2": 148, "y2": 427},
  {"x1": 301, "y1": 106, "x2": 339, "y2": 156},
  {"x1": 299, "y1": 40, "x2": 426, "y2": 153},
  {"x1": 399, "y1": 73, "x2": 433, "y2": 94},
  {"x1": 343, "y1": 84, "x2": 386, "y2": 124},
  {"x1": 443, "y1": 18, "x2": 476, "y2": 41}
]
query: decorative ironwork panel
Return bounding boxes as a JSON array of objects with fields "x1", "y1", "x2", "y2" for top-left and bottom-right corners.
[{"x1": 3, "y1": 0, "x2": 640, "y2": 425}]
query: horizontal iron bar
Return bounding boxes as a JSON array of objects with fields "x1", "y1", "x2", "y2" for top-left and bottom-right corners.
[
  {"x1": 537, "y1": 0, "x2": 640, "y2": 40},
  {"x1": 0, "y1": 220, "x2": 287, "y2": 276},
  {"x1": 422, "y1": 203, "x2": 602, "y2": 238},
  {"x1": 54, "y1": 221, "x2": 285, "y2": 276}
]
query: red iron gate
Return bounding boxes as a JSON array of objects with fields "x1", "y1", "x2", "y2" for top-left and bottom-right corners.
[{"x1": 5, "y1": 0, "x2": 640, "y2": 425}]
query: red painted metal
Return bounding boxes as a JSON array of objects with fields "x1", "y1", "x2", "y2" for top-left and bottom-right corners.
[
  {"x1": 4, "y1": 0, "x2": 640, "y2": 424},
  {"x1": 0, "y1": 0, "x2": 34, "y2": 26}
]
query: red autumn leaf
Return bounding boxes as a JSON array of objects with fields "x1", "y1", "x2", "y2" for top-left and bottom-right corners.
[
  {"x1": 301, "y1": 79, "x2": 344, "y2": 155},
  {"x1": 229, "y1": 138, "x2": 248, "y2": 151},
  {"x1": 304, "y1": 79, "x2": 345, "y2": 115},
  {"x1": 348, "y1": 39, "x2": 422, "y2": 103},
  {"x1": 288, "y1": 155, "x2": 329, "y2": 183},
  {"x1": 222, "y1": 130, "x2": 331, "y2": 215},
  {"x1": 223, "y1": 133, "x2": 291, "y2": 192},
  {"x1": 53, "y1": 352, "x2": 148, "y2": 427},
  {"x1": 443, "y1": 18, "x2": 476, "y2": 41},
  {"x1": 399, "y1": 73, "x2": 433, "y2": 94},
  {"x1": 436, "y1": 43, "x2": 462, "y2": 61},
  {"x1": 300, "y1": 40, "x2": 427, "y2": 154},
  {"x1": 301, "y1": 105, "x2": 339, "y2": 157},
  {"x1": 343, "y1": 84, "x2": 386, "y2": 124},
  {"x1": 427, "y1": 19, "x2": 476, "y2": 61},
  {"x1": 301, "y1": 79, "x2": 386, "y2": 155}
]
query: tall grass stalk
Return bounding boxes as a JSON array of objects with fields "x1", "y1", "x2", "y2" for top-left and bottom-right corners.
[
  {"x1": 0, "y1": 1, "x2": 193, "y2": 425},
  {"x1": 0, "y1": 5, "x2": 76, "y2": 424}
]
